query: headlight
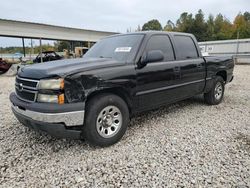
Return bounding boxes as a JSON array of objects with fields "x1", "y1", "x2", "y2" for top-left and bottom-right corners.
[
  {"x1": 38, "y1": 79, "x2": 64, "y2": 90},
  {"x1": 37, "y1": 94, "x2": 64, "y2": 104}
]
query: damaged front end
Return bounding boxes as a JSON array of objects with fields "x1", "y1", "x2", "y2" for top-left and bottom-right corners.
[{"x1": 64, "y1": 73, "x2": 100, "y2": 103}]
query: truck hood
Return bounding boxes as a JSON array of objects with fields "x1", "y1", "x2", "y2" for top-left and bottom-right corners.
[{"x1": 18, "y1": 57, "x2": 124, "y2": 79}]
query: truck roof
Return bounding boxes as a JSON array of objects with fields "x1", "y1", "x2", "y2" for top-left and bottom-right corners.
[{"x1": 104, "y1": 31, "x2": 195, "y2": 39}]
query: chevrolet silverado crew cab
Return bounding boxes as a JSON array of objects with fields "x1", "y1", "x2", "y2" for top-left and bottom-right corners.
[{"x1": 10, "y1": 31, "x2": 234, "y2": 147}]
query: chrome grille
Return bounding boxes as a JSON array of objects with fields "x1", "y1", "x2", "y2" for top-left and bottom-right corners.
[{"x1": 15, "y1": 76, "x2": 39, "y2": 102}]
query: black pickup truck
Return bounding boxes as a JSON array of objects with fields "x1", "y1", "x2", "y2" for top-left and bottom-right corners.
[{"x1": 10, "y1": 31, "x2": 234, "y2": 147}]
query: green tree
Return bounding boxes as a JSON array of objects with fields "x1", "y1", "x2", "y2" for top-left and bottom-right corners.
[
  {"x1": 54, "y1": 41, "x2": 71, "y2": 52},
  {"x1": 163, "y1": 20, "x2": 175, "y2": 31},
  {"x1": 176, "y1": 12, "x2": 194, "y2": 33},
  {"x1": 213, "y1": 14, "x2": 233, "y2": 40},
  {"x1": 214, "y1": 14, "x2": 224, "y2": 39},
  {"x1": 192, "y1": 9, "x2": 208, "y2": 41},
  {"x1": 141, "y1": 10, "x2": 250, "y2": 41},
  {"x1": 206, "y1": 14, "x2": 215, "y2": 40},
  {"x1": 219, "y1": 18, "x2": 233, "y2": 39},
  {"x1": 232, "y1": 13, "x2": 250, "y2": 39},
  {"x1": 142, "y1": 19, "x2": 162, "y2": 31},
  {"x1": 243, "y1": 11, "x2": 250, "y2": 22}
]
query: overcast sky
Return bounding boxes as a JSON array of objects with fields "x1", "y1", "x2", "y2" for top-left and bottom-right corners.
[{"x1": 0, "y1": 0, "x2": 249, "y2": 47}]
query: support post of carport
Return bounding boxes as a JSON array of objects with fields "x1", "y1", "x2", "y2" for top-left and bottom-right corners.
[
  {"x1": 40, "y1": 38, "x2": 43, "y2": 63},
  {"x1": 22, "y1": 38, "x2": 26, "y2": 57},
  {"x1": 71, "y1": 41, "x2": 74, "y2": 53}
]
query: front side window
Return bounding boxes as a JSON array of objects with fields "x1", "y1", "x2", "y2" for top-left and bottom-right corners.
[
  {"x1": 84, "y1": 34, "x2": 144, "y2": 62},
  {"x1": 174, "y1": 35, "x2": 199, "y2": 60},
  {"x1": 145, "y1": 35, "x2": 175, "y2": 62}
]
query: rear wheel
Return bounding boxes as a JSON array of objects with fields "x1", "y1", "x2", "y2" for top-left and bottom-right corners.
[
  {"x1": 83, "y1": 93, "x2": 129, "y2": 147},
  {"x1": 204, "y1": 76, "x2": 225, "y2": 105}
]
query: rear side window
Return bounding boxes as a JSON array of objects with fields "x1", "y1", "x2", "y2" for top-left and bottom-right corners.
[
  {"x1": 145, "y1": 35, "x2": 175, "y2": 61},
  {"x1": 174, "y1": 35, "x2": 198, "y2": 60}
]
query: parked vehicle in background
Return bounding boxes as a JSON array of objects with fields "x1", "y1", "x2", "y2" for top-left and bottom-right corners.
[
  {"x1": 75, "y1": 47, "x2": 89, "y2": 57},
  {"x1": 16, "y1": 57, "x2": 34, "y2": 72},
  {"x1": 0, "y1": 58, "x2": 11, "y2": 74},
  {"x1": 16, "y1": 51, "x2": 63, "y2": 73},
  {"x1": 33, "y1": 51, "x2": 63, "y2": 63},
  {"x1": 10, "y1": 31, "x2": 234, "y2": 147}
]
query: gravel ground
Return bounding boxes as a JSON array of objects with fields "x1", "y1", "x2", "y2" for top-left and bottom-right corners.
[{"x1": 0, "y1": 65, "x2": 249, "y2": 187}]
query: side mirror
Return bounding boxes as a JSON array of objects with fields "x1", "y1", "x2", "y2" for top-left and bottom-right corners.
[{"x1": 140, "y1": 50, "x2": 164, "y2": 67}]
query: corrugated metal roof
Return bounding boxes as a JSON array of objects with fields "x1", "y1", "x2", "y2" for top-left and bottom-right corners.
[{"x1": 0, "y1": 19, "x2": 118, "y2": 42}]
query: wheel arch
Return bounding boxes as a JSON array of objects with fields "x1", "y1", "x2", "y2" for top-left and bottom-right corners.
[
  {"x1": 85, "y1": 87, "x2": 133, "y2": 114},
  {"x1": 216, "y1": 70, "x2": 227, "y2": 82}
]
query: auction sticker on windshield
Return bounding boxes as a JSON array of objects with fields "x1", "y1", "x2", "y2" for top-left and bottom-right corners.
[{"x1": 115, "y1": 47, "x2": 132, "y2": 52}]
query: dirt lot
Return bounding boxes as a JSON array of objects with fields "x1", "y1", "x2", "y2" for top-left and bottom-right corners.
[{"x1": 0, "y1": 65, "x2": 249, "y2": 187}]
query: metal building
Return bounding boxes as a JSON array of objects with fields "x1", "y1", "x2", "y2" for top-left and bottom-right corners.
[{"x1": 199, "y1": 38, "x2": 250, "y2": 63}]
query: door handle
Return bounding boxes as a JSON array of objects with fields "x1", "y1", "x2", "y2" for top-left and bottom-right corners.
[
  {"x1": 173, "y1": 66, "x2": 180, "y2": 72},
  {"x1": 197, "y1": 64, "x2": 202, "y2": 69}
]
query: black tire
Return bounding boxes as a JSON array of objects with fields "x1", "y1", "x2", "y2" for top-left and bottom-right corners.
[
  {"x1": 204, "y1": 76, "x2": 225, "y2": 105},
  {"x1": 82, "y1": 93, "x2": 129, "y2": 147}
]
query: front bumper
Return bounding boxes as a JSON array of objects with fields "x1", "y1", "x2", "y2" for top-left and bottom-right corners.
[
  {"x1": 11, "y1": 105, "x2": 84, "y2": 127},
  {"x1": 10, "y1": 92, "x2": 85, "y2": 139}
]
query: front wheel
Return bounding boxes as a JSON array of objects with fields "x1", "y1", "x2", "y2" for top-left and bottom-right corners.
[
  {"x1": 204, "y1": 76, "x2": 225, "y2": 105},
  {"x1": 82, "y1": 93, "x2": 129, "y2": 147}
]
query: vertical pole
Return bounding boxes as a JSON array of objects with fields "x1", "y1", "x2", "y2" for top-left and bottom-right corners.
[
  {"x1": 72, "y1": 41, "x2": 74, "y2": 53},
  {"x1": 236, "y1": 30, "x2": 240, "y2": 55},
  {"x1": 31, "y1": 39, "x2": 34, "y2": 60},
  {"x1": 29, "y1": 39, "x2": 31, "y2": 60},
  {"x1": 88, "y1": 41, "x2": 90, "y2": 49},
  {"x1": 22, "y1": 38, "x2": 26, "y2": 57},
  {"x1": 40, "y1": 38, "x2": 43, "y2": 63},
  {"x1": 235, "y1": 30, "x2": 240, "y2": 64}
]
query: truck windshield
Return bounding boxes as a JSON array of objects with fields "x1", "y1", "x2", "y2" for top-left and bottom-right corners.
[{"x1": 84, "y1": 34, "x2": 144, "y2": 62}]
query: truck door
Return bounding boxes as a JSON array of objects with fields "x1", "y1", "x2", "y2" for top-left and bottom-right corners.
[
  {"x1": 135, "y1": 34, "x2": 179, "y2": 111},
  {"x1": 172, "y1": 34, "x2": 206, "y2": 98}
]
